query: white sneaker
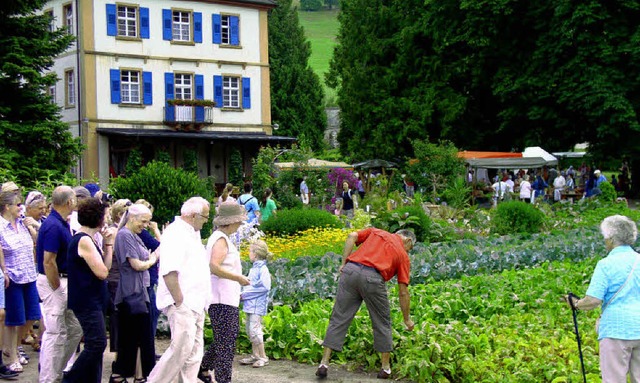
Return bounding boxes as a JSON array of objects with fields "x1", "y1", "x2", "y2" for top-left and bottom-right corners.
[
  {"x1": 240, "y1": 355, "x2": 259, "y2": 365},
  {"x1": 252, "y1": 358, "x2": 269, "y2": 368}
]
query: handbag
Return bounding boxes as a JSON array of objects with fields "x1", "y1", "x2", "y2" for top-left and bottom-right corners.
[
  {"x1": 596, "y1": 255, "x2": 639, "y2": 334},
  {"x1": 124, "y1": 289, "x2": 148, "y2": 315}
]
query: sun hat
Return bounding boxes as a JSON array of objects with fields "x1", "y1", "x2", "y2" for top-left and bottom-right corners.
[
  {"x1": 84, "y1": 183, "x2": 101, "y2": 197},
  {"x1": 214, "y1": 201, "x2": 247, "y2": 226}
]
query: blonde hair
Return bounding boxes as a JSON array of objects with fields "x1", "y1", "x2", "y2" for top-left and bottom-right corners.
[
  {"x1": 110, "y1": 199, "x2": 131, "y2": 226},
  {"x1": 135, "y1": 199, "x2": 154, "y2": 212},
  {"x1": 221, "y1": 183, "x2": 234, "y2": 202},
  {"x1": 251, "y1": 240, "x2": 273, "y2": 261}
]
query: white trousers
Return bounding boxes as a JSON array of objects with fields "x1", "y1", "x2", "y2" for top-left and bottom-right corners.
[
  {"x1": 600, "y1": 338, "x2": 640, "y2": 383},
  {"x1": 36, "y1": 274, "x2": 83, "y2": 383},
  {"x1": 148, "y1": 304, "x2": 205, "y2": 383}
]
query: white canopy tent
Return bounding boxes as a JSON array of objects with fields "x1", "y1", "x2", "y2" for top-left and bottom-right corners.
[{"x1": 522, "y1": 146, "x2": 558, "y2": 166}]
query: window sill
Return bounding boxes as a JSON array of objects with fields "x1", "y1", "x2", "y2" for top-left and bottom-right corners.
[
  {"x1": 116, "y1": 36, "x2": 143, "y2": 42},
  {"x1": 219, "y1": 44, "x2": 242, "y2": 50},
  {"x1": 171, "y1": 40, "x2": 196, "y2": 46},
  {"x1": 64, "y1": 104, "x2": 76, "y2": 109},
  {"x1": 118, "y1": 103, "x2": 146, "y2": 108},
  {"x1": 221, "y1": 107, "x2": 244, "y2": 112}
]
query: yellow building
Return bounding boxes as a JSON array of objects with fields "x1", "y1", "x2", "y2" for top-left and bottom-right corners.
[{"x1": 43, "y1": 0, "x2": 293, "y2": 185}]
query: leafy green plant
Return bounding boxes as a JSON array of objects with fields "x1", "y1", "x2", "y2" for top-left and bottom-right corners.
[
  {"x1": 229, "y1": 148, "x2": 243, "y2": 186},
  {"x1": 182, "y1": 148, "x2": 199, "y2": 174},
  {"x1": 259, "y1": 208, "x2": 343, "y2": 236},
  {"x1": 490, "y1": 201, "x2": 546, "y2": 235},
  {"x1": 109, "y1": 161, "x2": 215, "y2": 236},
  {"x1": 372, "y1": 205, "x2": 431, "y2": 242},
  {"x1": 598, "y1": 181, "x2": 617, "y2": 203},
  {"x1": 125, "y1": 148, "x2": 142, "y2": 176},
  {"x1": 441, "y1": 176, "x2": 472, "y2": 209}
]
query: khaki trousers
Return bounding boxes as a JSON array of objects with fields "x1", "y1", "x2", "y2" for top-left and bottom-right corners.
[
  {"x1": 147, "y1": 304, "x2": 205, "y2": 383},
  {"x1": 36, "y1": 274, "x2": 83, "y2": 383},
  {"x1": 600, "y1": 338, "x2": 640, "y2": 383}
]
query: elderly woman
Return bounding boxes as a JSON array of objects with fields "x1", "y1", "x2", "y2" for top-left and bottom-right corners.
[
  {"x1": 0, "y1": 190, "x2": 42, "y2": 372},
  {"x1": 106, "y1": 199, "x2": 131, "y2": 356},
  {"x1": 519, "y1": 175, "x2": 532, "y2": 203},
  {"x1": 567, "y1": 215, "x2": 640, "y2": 382},
  {"x1": 198, "y1": 202, "x2": 250, "y2": 383},
  {"x1": 111, "y1": 204, "x2": 157, "y2": 383},
  {"x1": 63, "y1": 198, "x2": 116, "y2": 383}
]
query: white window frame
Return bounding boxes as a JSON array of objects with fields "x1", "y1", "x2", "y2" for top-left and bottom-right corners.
[
  {"x1": 48, "y1": 85, "x2": 56, "y2": 103},
  {"x1": 65, "y1": 69, "x2": 75, "y2": 107},
  {"x1": 221, "y1": 15, "x2": 231, "y2": 45},
  {"x1": 172, "y1": 10, "x2": 191, "y2": 42},
  {"x1": 44, "y1": 9, "x2": 55, "y2": 33},
  {"x1": 117, "y1": 5, "x2": 138, "y2": 38},
  {"x1": 63, "y1": 3, "x2": 73, "y2": 35},
  {"x1": 174, "y1": 73, "x2": 193, "y2": 100},
  {"x1": 222, "y1": 76, "x2": 240, "y2": 108},
  {"x1": 120, "y1": 70, "x2": 141, "y2": 104}
]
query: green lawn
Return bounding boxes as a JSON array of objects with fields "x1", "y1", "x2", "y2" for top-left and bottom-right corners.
[{"x1": 298, "y1": 9, "x2": 340, "y2": 105}]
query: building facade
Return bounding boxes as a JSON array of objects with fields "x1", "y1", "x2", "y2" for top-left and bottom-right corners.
[{"x1": 44, "y1": 0, "x2": 292, "y2": 185}]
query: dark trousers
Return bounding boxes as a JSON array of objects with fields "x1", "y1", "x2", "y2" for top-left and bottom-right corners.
[
  {"x1": 107, "y1": 280, "x2": 119, "y2": 352},
  {"x1": 113, "y1": 302, "x2": 156, "y2": 378},
  {"x1": 201, "y1": 304, "x2": 239, "y2": 383},
  {"x1": 62, "y1": 309, "x2": 106, "y2": 383},
  {"x1": 148, "y1": 285, "x2": 160, "y2": 338}
]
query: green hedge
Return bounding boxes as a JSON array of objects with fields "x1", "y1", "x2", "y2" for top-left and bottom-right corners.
[
  {"x1": 259, "y1": 208, "x2": 343, "y2": 236},
  {"x1": 372, "y1": 205, "x2": 431, "y2": 242},
  {"x1": 491, "y1": 200, "x2": 546, "y2": 235}
]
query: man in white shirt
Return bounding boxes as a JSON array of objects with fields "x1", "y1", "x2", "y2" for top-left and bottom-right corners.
[
  {"x1": 148, "y1": 197, "x2": 212, "y2": 383},
  {"x1": 300, "y1": 176, "x2": 310, "y2": 204},
  {"x1": 553, "y1": 172, "x2": 566, "y2": 201}
]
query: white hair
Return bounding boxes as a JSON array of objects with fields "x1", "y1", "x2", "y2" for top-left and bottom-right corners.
[
  {"x1": 600, "y1": 215, "x2": 638, "y2": 247},
  {"x1": 181, "y1": 196, "x2": 210, "y2": 216},
  {"x1": 118, "y1": 203, "x2": 152, "y2": 230}
]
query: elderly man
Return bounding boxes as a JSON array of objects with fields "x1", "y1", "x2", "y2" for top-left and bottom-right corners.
[
  {"x1": 316, "y1": 228, "x2": 416, "y2": 380},
  {"x1": 147, "y1": 197, "x2": 212, "y2": 383},
  {"x1": 553, "y1": 172, "x2": 566, "y2": 201},
  {"x1": 35, "y1": 186, "x2": 81, "y2": 383}
]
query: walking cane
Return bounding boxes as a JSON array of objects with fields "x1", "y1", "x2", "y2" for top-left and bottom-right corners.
[{"x1": 568, "y1": 292, "x2": 588, "y2": 383}]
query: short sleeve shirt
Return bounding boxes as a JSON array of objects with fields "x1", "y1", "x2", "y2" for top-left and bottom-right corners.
[
  {"x1": 586, "y1": 245, "x2": 640, "y2": 340},
  {"x1": 260, "y1": 199, "x2": 277, "y2": 222},
  {"x1": 300, "y1": 181, "x2": 309, "y2": 194},
  {"x1": 114, "y1": 227, "x2": 150, "y2": 305},
  {"x1": 238, "y1": 194, "x2": 260, "y2": 222},
  {"x1": 0, "y1": 216, "x2": 38, "y2": 284},
  {"x1": 346, "y1": 228, "x2": 411, "y2": 284},
  {"x1": 36, "y1": 209, "x2": 72, "y2": 274}
]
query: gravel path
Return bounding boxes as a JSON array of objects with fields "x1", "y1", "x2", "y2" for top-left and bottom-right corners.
[{"x1": 18, "y1": 338, "x2": 414, "y2": 382}]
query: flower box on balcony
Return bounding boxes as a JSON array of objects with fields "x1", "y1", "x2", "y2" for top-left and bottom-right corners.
[{"x1": 167, "y1": 99, "x2": 216, "y2": 107}]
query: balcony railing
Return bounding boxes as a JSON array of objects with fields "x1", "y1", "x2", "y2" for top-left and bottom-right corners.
[{"x1": 163, "y1": 105, "x2": 213, "y2": 130}]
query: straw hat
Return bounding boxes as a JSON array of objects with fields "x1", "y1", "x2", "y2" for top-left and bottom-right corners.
[
  {"x1": 1, "y1": 182, "x2": 19, "y2": 193},
  {"x1": 214, "y1": 202, "x2": 247, "y2": 226}
]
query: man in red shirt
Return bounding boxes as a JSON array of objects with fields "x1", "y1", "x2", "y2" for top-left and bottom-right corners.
[{"x1": 316, "y1": 228, "x2": 416, "y2": 380}]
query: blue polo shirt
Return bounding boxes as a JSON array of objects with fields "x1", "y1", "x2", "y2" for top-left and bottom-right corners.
[
  {"x1": 36, "y1": 209, "x2": 72, "y2": 274},
  {"x1": 586, "y1": 245, "x2": 640, "y2": 340}
]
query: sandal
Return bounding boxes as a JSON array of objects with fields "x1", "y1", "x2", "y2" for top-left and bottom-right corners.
[
  {"x1": 197, "y1": 369, "x2": 213, "y2": 383},
  {"x1": 109, "y1": 374, "x2": 128, "y2": 383},
  {"x1": 133, "y1": 378, "x2": 147, "y2": 383}
]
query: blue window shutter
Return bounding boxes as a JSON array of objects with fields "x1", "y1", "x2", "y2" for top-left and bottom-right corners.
[
  {"x1": 242, "y1": 77, "x2": 251, "y2": 109},
  {"x1": 106, "y1": 4, "x2": 117, "y2": 36},
  {"x1": 213, "y1": 75, "x2": 223, "y2": 107},
  {"x1": 140, "y1": 8, "x2": 150, "y2": 39},
  {"x1": 162, "y1": 9, "x2": 172, "y2": 41},
  {"x1": 195, "y1": 74, "x2": 204, "y2": 122},
  {"x1": 194, "y1": 12, "x2": 202, "y2": 43},
  {"x1": 143, "y1": 72, "x2": 152, "y2": 105},
  {"x1": 212, "y1": 14, "x2": 221, "y2": 44},
  {"x1": 165, "y1": 72, "x2": 175, "y2": 121},
  {"x1": 110, "y1": 69, "x2": 121, "y2": 104},
  {"x1": 230, "y1": 16, "x2": 240, "y2": 46}
]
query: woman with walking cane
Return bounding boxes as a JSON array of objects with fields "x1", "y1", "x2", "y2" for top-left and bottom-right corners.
[{"x1": 565, "y1": 215, "x2": 640, "y2": 383}]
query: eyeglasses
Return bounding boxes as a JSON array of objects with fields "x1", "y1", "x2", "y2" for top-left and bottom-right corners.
[{"x1": 197, "y1": 213, "x2": 210, "y2": 220}]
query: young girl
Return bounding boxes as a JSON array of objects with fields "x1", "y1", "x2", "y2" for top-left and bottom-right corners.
[{"x1": 239, "y1": 240, "x2": 272, "y2": 368}]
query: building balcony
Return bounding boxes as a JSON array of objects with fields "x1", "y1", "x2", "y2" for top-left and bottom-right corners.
[{"x1": 163, "y1": 103, "x2": 214, "y2": 131}]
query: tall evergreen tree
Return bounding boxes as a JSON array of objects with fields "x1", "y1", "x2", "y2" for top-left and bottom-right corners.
[
  {"x1": 269, "y1": 0, "x2": 327, "y2": 150},
  {"x1": 0, "y1": 0, "x2": 82, "y2": 187},
  {"x1": 328, "y1": 0, "x2": 640, "y2": 166}
]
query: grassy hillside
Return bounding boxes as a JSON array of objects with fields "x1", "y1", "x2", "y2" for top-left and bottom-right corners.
[{"x1": 298, "y1": 9, "x2": 339, "y2": 105}]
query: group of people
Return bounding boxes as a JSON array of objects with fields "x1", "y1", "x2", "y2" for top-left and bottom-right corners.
[
  {"x1": 217, "y1": 183, "x2": 277, "y2": 225},
  {"x1": 0, "y1": 181, "x2": 276, "y2": 383},
  {"x1": 485, "y1": 165, "x2": 611, "y2": 204}
]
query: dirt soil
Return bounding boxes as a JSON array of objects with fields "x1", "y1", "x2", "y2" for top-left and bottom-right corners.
[{"x1": 19, "y1": 338, "x2": 414, "y2": 382}]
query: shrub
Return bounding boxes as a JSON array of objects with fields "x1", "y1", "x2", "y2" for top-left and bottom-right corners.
[
  {"x1": 260, "y1": 208, "x2": 343, "y2": 236},
  {"x1": 109, "y1": 161, "x2": 215, "y2": 236},
  {"x1": 372, "y1": 205, "x2": 431, "y2": 242},
  {"x1": 490, "y1": 201, "x2": 545, "y2": 235},
  {"x1": 598, "y1": 181, "x2": 617, "y2": 203}
]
